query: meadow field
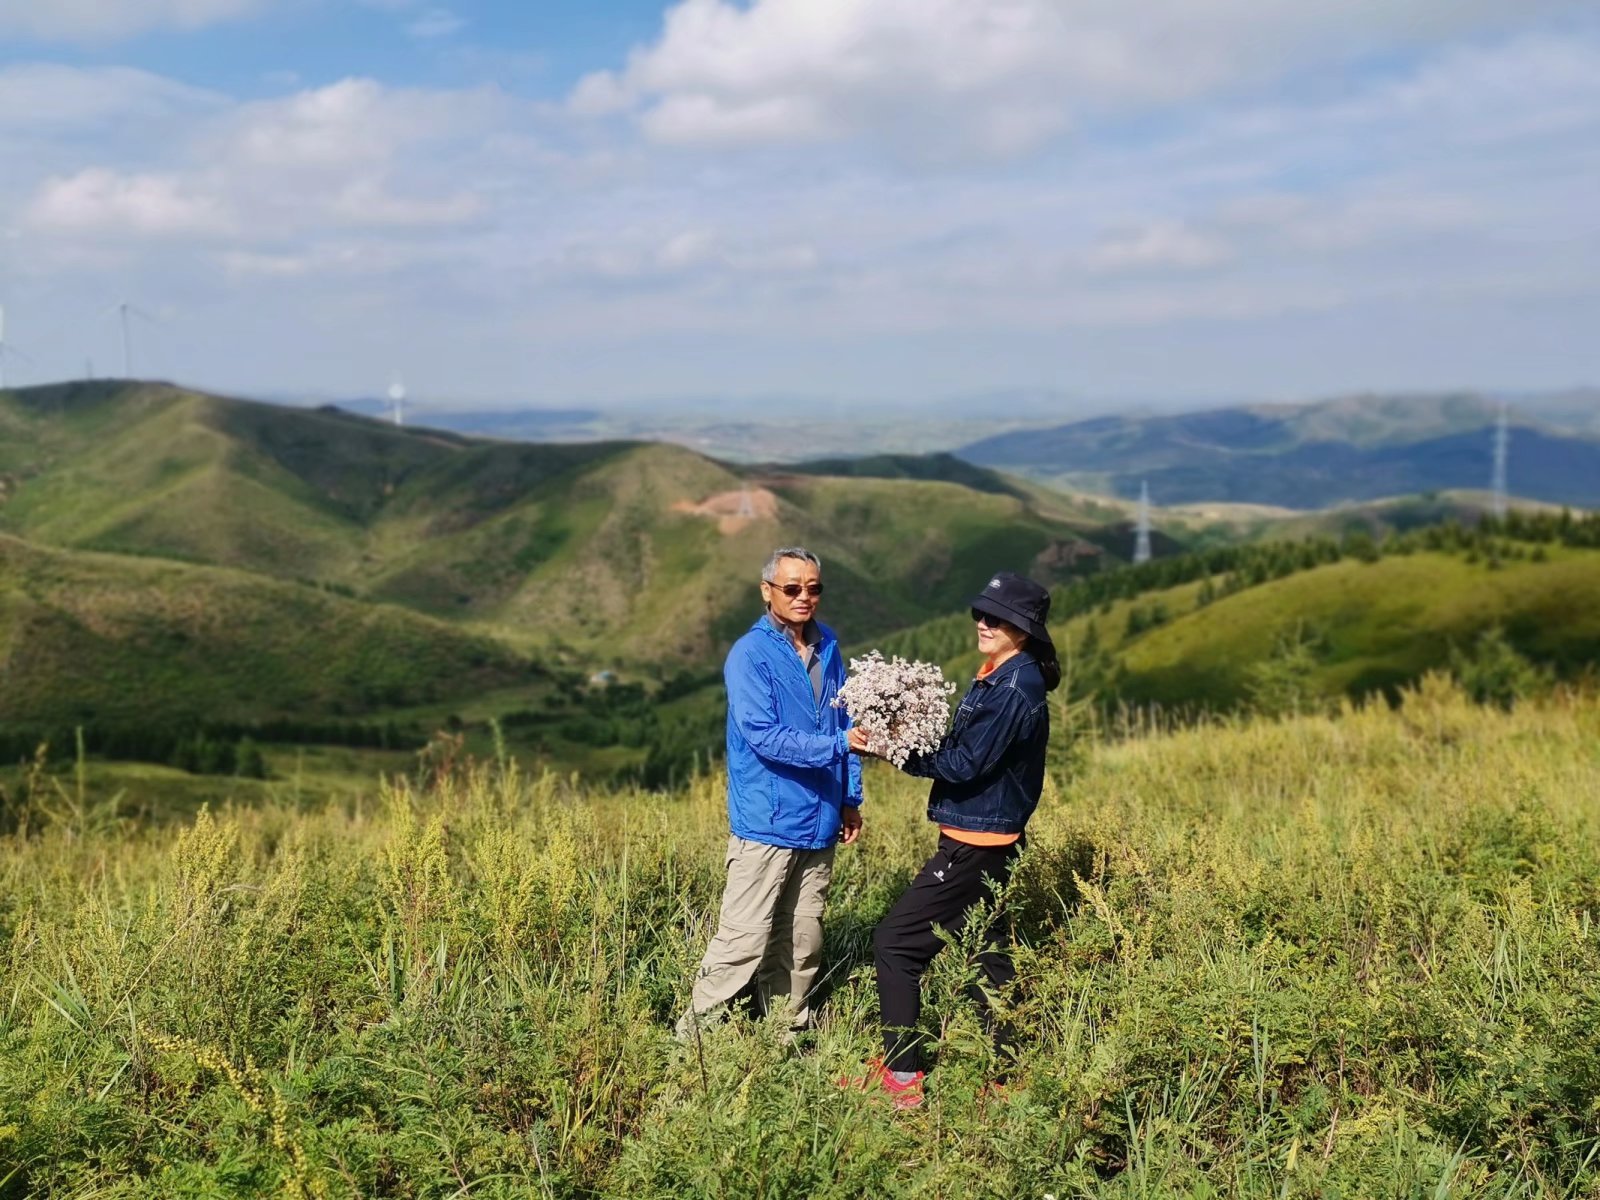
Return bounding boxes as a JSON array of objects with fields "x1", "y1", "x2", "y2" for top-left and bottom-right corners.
[{"x1": 4, "y1": 677, "x2": 1599, "y2": 1197}]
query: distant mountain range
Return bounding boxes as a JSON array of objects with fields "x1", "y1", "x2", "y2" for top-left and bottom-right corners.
[
  {"x1": 956, "y1": 392, "x2": 1600, "y2": 509},
  {"x1": 271, "y1": 386, "x2": 1599, "y2": 471}
]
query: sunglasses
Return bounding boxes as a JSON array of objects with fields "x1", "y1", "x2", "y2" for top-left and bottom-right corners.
[
  {"x1": 971, "y1": 608, "x2": 1012, "y2": 629},
  {"x1": 770, "y1": 582, "x2": 824, "y2": 598}
]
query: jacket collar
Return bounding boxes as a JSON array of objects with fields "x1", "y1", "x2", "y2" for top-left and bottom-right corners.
[
  {"x1": 975, "y1": 650, "x2": 1035, "y2": 688},
  {"x1": 754, "y1": 612, "x2": 834, "y2": 650}
]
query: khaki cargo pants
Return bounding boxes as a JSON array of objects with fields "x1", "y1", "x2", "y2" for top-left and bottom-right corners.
[{"x1": 677, "y1": 835, "x2": 836, "y2": 1036}]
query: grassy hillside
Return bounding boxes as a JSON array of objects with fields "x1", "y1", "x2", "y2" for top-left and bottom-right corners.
[
  {"x1": 0, "y1": 534, "x2": 531, "y2": 727},
  {"x1": 0, "y1": 381, "x2": 1128, "y2": 669},
  {"x1": 1236, "y1": 491, "x2": 1572, "y2": 544},
  {"x1": 0, "y1": 381, "x2": 634, "y2": 582},
  {"x1": 1077, "y1": 549, "x2": 1600, "y2": 709},
  {"x1": 3, "y1": 688, "x2": 1598, "y2": 1195},
  {"x1": 1162, "y1": 490, "x2": 1566, "y2": 545},
  {"x1": 865, "y1": 516, "x2": 1600, "y2": 720},
  {"x1": 775, "y1": 452, "x2": 1033, "y2": 498}
]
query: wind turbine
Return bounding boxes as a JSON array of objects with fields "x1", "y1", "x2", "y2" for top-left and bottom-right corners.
[
  {"x1": 0, "y1": 307, "x2": 34, "y2": 390},
  {"x1": 110, "y1": 300, "x2": 161, "y2": 378},
  {"x1": 387, "y1": 373, "x2": 407, "y2": 426}
]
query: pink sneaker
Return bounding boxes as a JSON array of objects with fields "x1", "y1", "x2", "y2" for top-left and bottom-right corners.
[{"x1": 837, "y1": 1057, "x2": 925, "y2": 1110}]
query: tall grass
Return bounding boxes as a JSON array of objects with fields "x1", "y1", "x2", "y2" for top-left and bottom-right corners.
[{"x1": 2, "y1": 678, "x2": 1598, "y2": 1197}]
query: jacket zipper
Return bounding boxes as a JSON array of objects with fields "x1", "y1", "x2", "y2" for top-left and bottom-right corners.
[
  {"x1": 766, "y1": 619, "x2": 824, "y2": 727},
  {"x1": 765, "y1": 619, "x2": 833, "y2": 845}
]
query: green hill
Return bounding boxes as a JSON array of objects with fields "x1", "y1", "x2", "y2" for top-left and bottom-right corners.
[
  {"x1": 0, "y1": 381, "x2": 1129, "y2": 668},
  {"x1": 867, "y1": 519, "x2": 1600, "y2": 714},
  {"x1": 774, "y1": 452, "x2": 1032, "y2": 498},
  {"x1": 0, "y1": 381, "x2": 632, "y2": 582},
  {"x1": 1176, "y1": 490, "x2": 1572, "y2": 545},
  {"x1": 0, "y1": 533, "x2": 531, "y2": 727},
  {"x1": 1099, "y1": 549, "x2": 1600, "y2": 708}
]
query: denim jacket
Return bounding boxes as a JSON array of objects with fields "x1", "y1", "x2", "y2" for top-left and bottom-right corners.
[
  {"x1": 905, "y1": 652, "x2": 1049, "y2": 835},
  {"x1": 724, "y1": 615, "x2": 864, "y2": 850}
]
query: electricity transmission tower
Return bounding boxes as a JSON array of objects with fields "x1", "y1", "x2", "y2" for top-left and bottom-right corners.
[
  {"x1": 1491, "y1": 404, "x2": 1509, "y2": 520},
  {"x1": 111, "y1": 300, "x2": 160, "y2": 377},
  {"x1": 0, "y1": 306, "x2": 32, "y2": 389},
  {"x1": 1134, "y1": 480, "x2": 1152, "y2": 564}
]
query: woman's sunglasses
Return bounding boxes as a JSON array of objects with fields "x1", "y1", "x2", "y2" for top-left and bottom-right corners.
[
  {"x1": 971, "y1": 608, "x2": 1013, "y2": 629},
  {"x1": 772, "y1": 582, "x2": 824, "y2": 598}
]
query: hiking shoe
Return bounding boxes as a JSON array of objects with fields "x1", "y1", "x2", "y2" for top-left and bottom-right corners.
[{"x1": 837, "y1": 1057, "x2": 925, "y2": 1110}]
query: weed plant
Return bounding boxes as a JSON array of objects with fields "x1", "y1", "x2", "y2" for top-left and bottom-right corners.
[{"x1": 2, "y1": 678, "x2": 1598, "y2": 1197}]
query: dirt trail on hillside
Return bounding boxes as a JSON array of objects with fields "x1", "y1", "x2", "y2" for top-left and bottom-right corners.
[{"x1": 671, "y1": 486, "x2": 778, "y2": 535}]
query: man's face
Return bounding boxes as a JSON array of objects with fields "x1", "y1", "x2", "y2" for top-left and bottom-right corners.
[{"x1": 761, "y1": 556, "x2": 823, "y2": 626}]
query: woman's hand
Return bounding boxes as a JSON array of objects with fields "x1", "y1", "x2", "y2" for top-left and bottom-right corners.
[{"x1": 847, "y1": 726, "x2": 877, "y2": 756}]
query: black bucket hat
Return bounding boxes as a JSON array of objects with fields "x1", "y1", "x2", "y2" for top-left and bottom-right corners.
[{"x1": 970, "y1": 571, "x2": 1053, "y2": 645}]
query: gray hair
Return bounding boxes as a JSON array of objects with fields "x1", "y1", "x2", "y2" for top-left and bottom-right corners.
[{"x1": 762, "y1": 546, "x2": 821, "y2": 582}]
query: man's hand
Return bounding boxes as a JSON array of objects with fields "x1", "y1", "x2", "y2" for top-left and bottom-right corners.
[
  {"x1": 847, "y1": 726, "x2": 876, "y2": 756},
  {"x1": 840, "y1": 804, "x2": 862, "y2": 845}
]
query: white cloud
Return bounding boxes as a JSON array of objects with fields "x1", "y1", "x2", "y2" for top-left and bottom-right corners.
[
  {"x1": 219, "y1": 243, "x2": 412, "y2": 279},
  {"x1": 1089, "y1": 222, "x2": 1232, "y2": 274},
  {"x1": 24, "y1": 168, "x2": 230, "y2": 237},
  {"x1": 551, "y1": 228, "x2": 820, "y2": 281},
  {"x1": 222, "y1": 78, "x2": 507, "y2": 171},
  {"x1": 6, "y1": 75, "x2": 511, "y2": 259},
  {"x1": 203, "y1": 79, "x2": 505, "y2": 235},
  {"x1": 325, "y1": 179, "x2": 483, "y2": 227},
  {"x1": 574, "y1": 0, "x2": 1592, "y2": 158},
  {"x1": 0, "y1": 64, "x2": 223, "y2": 131},
  {"x1": 3, "y1": 16, "x2": 1597, "y2": 400},
  {"x1": 219, "y1": 249, "x2": 323, "y2": 278},
  {"x1": 0, "y1": 0, "x2": 267, "y2": 41},
  {"x1": 405, "y1": 7, "x2": 464, "y2": 39}
]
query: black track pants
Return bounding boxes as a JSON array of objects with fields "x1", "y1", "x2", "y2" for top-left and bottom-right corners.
[{"x1": 873, "y1": 832, "x2": 1021, "y2": 1073}]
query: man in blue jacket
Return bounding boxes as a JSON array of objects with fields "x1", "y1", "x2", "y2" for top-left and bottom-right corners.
[{"x1": 677, "y1": 546, "x2": 863, "y2": 1038}]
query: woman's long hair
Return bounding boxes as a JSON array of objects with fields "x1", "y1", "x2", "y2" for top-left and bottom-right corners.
[{"x1": 1026, "y1": 637, "x2": 1062, "y2": 693}]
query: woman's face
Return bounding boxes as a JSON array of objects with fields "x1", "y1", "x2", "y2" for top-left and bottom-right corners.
[{"x1": 974, "y1": 611, "x2": 1027, "y2": 659}]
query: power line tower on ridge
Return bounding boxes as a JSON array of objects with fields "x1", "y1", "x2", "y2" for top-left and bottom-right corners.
[
  {"x1": 1134, "y1": 480, "x2": 1153, "y2": 565},
  {"x1": 1491, "y1": 404, "x2": 1509, "y2": 520}
]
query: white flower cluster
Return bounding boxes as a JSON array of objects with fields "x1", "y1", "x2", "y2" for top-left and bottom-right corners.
[{"x1": 833, "y1": 650, "x2": 956, "y2": 768}]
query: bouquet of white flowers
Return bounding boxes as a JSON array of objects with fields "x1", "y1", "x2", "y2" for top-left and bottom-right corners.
[{"x1": 832, "y1": 650, "x2": 956, "y2": 768}]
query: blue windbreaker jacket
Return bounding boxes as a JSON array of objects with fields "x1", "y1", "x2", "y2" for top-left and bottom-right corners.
[{"x1": 725, "y1": 614, "x2": 863, "y2": 850}]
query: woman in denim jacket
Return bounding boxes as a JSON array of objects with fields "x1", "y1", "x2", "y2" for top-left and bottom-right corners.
[{"x1": 845, "y1": 571, "x2": 1058, "y2": 1108}]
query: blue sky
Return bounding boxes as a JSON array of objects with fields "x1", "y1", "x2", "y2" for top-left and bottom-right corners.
[
  {"x1": 1, "y1": 1, "x2": 1597, "y2": 409},
  {"x1": 2, "y1": 3, "x2": 665, "y2": 97}
]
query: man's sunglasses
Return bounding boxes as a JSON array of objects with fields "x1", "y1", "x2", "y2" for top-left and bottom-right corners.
[{"x1": 770, "y1": 582, "x2": 824, "y2": 598}]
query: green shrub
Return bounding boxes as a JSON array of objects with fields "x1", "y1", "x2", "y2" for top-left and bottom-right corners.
[{"x1": 1449, "y1": 626, "x2": 1550, "y2": 709}]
